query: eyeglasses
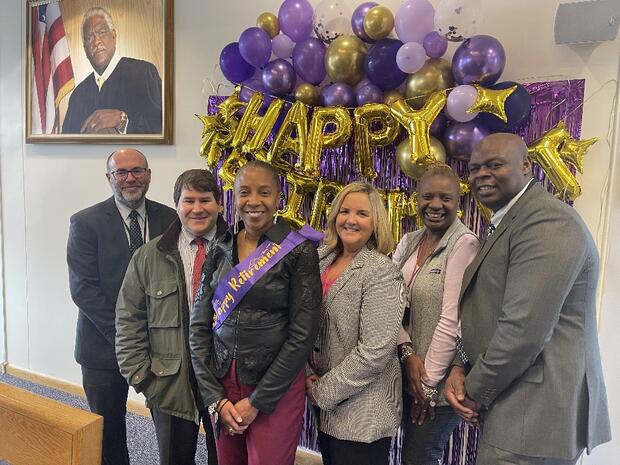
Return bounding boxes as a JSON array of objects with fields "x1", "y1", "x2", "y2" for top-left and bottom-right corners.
[{"x1": 109, "y1": 167, "x2": 149, "y2": 180}]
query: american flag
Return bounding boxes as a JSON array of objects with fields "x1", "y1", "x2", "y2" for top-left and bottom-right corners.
[{"x1": 31, "y1": 2, "x2": 74, "y2": 134}]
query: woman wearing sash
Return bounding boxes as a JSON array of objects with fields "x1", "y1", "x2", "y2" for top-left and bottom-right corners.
[
  {"x1": 306, "y1": 182, "x2": 406, "y2": 465},
  {"x1": 189, "y1": 160, "x2": 322, "y2": 465},
  {"x1": 392, "y1": 164, "x2": 479, "y2": 465}
]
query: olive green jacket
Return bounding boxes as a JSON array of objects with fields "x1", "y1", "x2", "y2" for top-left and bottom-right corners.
[{"x1": 116, "y1": 216, "x2": 227, "y2": 423}]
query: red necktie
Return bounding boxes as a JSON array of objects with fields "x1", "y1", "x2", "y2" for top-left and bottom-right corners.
[{"x1": 192, "y1": 237, "x2": 206, "y2": 301}]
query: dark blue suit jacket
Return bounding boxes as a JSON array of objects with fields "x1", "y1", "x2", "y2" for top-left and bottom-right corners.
[{"x1": 67, "y1": 196, "x2": 176, "y2": 369}]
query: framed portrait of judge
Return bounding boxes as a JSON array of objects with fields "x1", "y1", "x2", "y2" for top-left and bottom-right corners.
[{"x1": 26, "y1": 0, "x2": 173, "y2": 144}]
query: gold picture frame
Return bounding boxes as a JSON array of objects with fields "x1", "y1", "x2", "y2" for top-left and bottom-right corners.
[{"x1": 26, "y1": 0, "x2": 173, "y2": 144}]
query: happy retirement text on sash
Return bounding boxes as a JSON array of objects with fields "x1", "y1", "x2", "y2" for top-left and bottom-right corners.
[{"x1": 212, "y1": 224, "x2": 323, "y2": 329}]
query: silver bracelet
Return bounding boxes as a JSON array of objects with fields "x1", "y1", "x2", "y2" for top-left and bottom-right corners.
[{"x1": 420, "y1": 381, "x2": 439, "y2": 407}]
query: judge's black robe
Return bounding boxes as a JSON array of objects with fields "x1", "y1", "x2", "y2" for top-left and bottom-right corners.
[{"x1": 62, "y1": 57, "x2": 162, "y2": 134}]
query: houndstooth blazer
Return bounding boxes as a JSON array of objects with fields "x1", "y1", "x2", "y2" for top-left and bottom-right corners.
[{"x1": 311, "y1": 245, "x2": 406, "y2": 443}]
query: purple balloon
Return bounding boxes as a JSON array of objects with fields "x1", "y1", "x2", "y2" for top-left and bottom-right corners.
[
  {"x1": 429, "y1": 113, "x2": 448, "y2": 138},
  {"x1": 356, "y1": 83, "x2": 383, "y2": 105},
  {"x1": 395, "y1": 0, "x2": 435, "y2": 44},
  {"x1": 239, "y1": 78, "x2": 274, "y2": 114},
  {"x1": 272, "y1": 33, "x2": 295, "y2": 59},
  {"x1": 443, "y1": 120, "x2": 490, "y2": 161},
  {"x1": 278, "y1": 0, "x2": 314, "y2": 42},
  {"x1": 351, "y1": 2, "x2": 378, "y2": 43},
  {"x1": 478, "y1": 81, "x2": 532, "y2": 131},
  {"x1": 321, "y1": 82, "x2": 355, "y2": 107},
  {"x1": 262, "y1": 59, "x2": 297, "y2": 96},
  {"x1": 219, "y1": 42, "x2": 255, "y2": 84},
  {"x1": 239, "y1": 27, "x2": 272, "y2": 68},
  {"x1": 423, "y1": 31, "x2": 448, "y2": 58},
  {"x1": 365, "y1": 39, "x2": 408, "y2": 91},
  {"x1": 292, "y1": 38, "x2": 327, "y2": 85},
  {"x1": 452, "y1": 35, "x2": 506, "y2": 86}
]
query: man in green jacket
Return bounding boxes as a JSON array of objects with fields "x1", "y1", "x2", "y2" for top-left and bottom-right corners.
[{"x1": 116, "y1": 169, "x2": 227, "y2": 465}]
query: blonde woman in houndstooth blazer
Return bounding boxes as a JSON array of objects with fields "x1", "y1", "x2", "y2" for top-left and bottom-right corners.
[{"x1": 306, "y1": 182, "x2": 406, "y2": 465}]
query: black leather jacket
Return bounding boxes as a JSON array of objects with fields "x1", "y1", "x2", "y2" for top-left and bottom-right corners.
[{"x1": 189, "y1": 219, "x2": 322, "y2": 413}]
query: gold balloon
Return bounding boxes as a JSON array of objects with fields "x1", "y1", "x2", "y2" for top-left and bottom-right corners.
[
  {"x1": 386, "y1": 191, "x2": 417, "y2": 246},
  {"x1": 256, "y1": 12, "x2": 280, "y2": 38},
  {"x1": 527, "y1": 121, "x2": 581, "y2": 201},
  {"x1": 302, "y1": 106, "x2": 352, "y2": 177},
  {"x1": 232, "y1": 92, "x2": 284, "y2": 153},
  {"x1": 309, "y1": 180, "x2": 344, "y2": 229},
  {"x1": 354, "y1": 103, "x2": 400, "y2": 179},
  {"x1": 559, "y1": 135, "x2": 598, "y2": 173},
  {"x1": 396, "y1": 136, "x2": 446, "y2": 180},
  {"x1": 405, "y1": 58, "x2": 454, "y2": 109},
  {"x1": 468, "y1": 84, "x2": 516, "y2": 122},
  {"x1": 218, "y1": 150, "x2": 247, "y2": 191},
  {"x1": 390, "y1": 91, "x2": 447, "y2": 166},
  {"x1": 325, "y1": 35, "x2": 367, "y2": 86},
  {"x1": 268, "y1": 100, "x2": 309, "y2": 172},
  {"x1": 294, "y1": 83, "x2": 321, "y2": 106},
  {"x1": 384, "y1": 90, "x2": 404, "y2": 106},
  {"x1": 278, "y1": 171, "x2": 318, "y2": 228},
  {"x1": 363, "y1": 6, "x2": 394, "y2": 40},
  {"x1": 197, "y1": 91, "x2": 244, "y2": 169}
]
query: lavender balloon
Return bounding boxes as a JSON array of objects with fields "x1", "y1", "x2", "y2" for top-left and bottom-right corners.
[
  {"x1": 395, "y1": 0, "x2": 435, "y2": 44},
  {"x1": 262, "y1": 59, "x2": 297, "y2": 96},
  {"x1": 446, "y1": 84, "x2": 479, "y2": 122},
  {"x1": 365, "y1": 39, "x2": 407, "y2": 91},
  {"x1": 351, "y1": 2, "x2": 378, "y2": 43},
  {"x1": 272, "y1": 34, "x2": 295, "y2": 59},
  {"x1": 239, "y1": 78, "x2": 274, "y2": 114},
  {"x1": 239, "y1": 27, "x2": 272, "y2": 68},
  {"x1": 452, "y1": 35, "x2": 506, "y2": 86},
  {"x1": 219, "y1": 42, "x2": 255, "y2": 84},
  {"x1": 278, "y1": 0, "x2": 314, "y2": 42},
  {"x1": 321, "y1": 82, "x2": 355, "y2": 107},
  {"x1": 423, "y1": 31, "x2": 448, "y2": 58},
  {"x1": 396, "y1": 42, "x2": 426, "y2": 74},
  {"x1": 443, "y1": 120, "x2": 490, "y2": 161},
  {"x1": 292, "y1": 38, "x2": 327, "y2": 85},
  {"x1": 355, "y1": 83, "x2": 383, "y2": 105}
]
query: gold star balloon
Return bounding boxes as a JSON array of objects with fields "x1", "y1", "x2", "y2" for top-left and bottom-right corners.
[
  {"x1": 559, "y1": 135, "x2": 598, "y2": 173},
  {"x1": 467, "y1": 84, "x2": 516, "y2": 123}
]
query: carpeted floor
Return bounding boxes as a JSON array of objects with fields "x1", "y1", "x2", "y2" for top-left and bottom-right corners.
[{"x1": 0, "y1": 372, "x2": 208, "y2": 465}]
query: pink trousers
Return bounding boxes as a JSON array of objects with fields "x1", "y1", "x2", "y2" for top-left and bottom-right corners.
[{"x1": 214, "y1": 360, "x2": 305, "y2": 465}]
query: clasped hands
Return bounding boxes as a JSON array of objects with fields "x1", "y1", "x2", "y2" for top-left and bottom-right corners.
[
  {"x1": 218, "y1": 397, "x2": 258, "y2": 436},
  {"x1": 80, "y1": 109, "x2": 125, "y2": 134},
  {"x1": 443, "y1": 365, "x2": 482, "y2": 427}
]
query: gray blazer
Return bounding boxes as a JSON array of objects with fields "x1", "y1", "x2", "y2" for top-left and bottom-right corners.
[
  {"x1": 311, "y1": 245, "x2": 406, "y2": 443},
  {"x1": 460, "y1": 182, "x2": 611, "y2": 459}
]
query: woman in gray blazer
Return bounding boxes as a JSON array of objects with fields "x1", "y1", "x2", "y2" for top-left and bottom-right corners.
[{"x1": 306, "y1": 182, "x2": 406, "y2": 465}]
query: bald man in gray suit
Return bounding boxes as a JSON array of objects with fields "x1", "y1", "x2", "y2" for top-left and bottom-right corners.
[{"x1": 444, "y1": 133, "x2": 611, "y2": 465}]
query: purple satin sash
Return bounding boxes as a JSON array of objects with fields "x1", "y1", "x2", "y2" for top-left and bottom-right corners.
[{"x1": 212, "y1": 224, "x2": 323, "y2": 330}]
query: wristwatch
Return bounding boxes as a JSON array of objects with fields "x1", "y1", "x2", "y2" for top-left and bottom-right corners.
[
  {"x1": 116, "y1": 111, "x2": 128, "y2": 133},
  {"x1": 398, "y1": 343, "x2": 416, "y2": 364}
]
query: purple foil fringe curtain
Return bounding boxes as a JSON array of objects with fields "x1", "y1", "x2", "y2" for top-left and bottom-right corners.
[{"x1": 206, "y1": 79, "x2": 585, "y2": 464}]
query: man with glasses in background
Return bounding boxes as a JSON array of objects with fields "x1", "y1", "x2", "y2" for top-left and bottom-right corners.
[
  {"x1": 62, "y1": 6, "x2": 162, "y2": 134},
  {"x1": 67, "y1": 148, "x2": 176, "y2": 465}
]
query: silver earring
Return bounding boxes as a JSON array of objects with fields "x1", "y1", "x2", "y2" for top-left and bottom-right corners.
[{"x1": 233, "y1": 209, "x2": 240, "y2": 234}]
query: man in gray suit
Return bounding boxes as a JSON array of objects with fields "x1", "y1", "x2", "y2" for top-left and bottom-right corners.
[{"x1": 444, "y1": 133, "x2": 611, "y2": 464}]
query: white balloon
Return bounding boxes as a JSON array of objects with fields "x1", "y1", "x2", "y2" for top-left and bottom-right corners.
[
  {"x1": 434, "y1": 0, "x2": 483, "y2": 42},
  {"x1": 446, "y1": 85, "x2": 479, "y2": 122},
  {"x1": 396, "y1": 42, "x2": 426, "y2": 74},
  {"x1": 313, "y1": 0, "x2": 354, "y2": 44}
]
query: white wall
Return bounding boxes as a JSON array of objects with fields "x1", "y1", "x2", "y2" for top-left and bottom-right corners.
[{"x1": 0, "y1": 0, "x2": 618, "y2": 461}]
